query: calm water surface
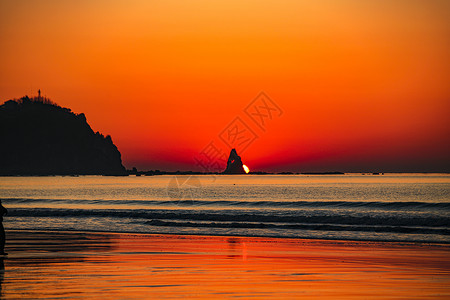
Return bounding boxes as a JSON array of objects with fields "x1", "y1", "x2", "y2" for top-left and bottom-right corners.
[{"x1": 1, "y1": 174, "x2": 449, "y2": 243}]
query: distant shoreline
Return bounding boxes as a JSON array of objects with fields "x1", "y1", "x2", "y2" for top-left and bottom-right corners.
[{"x1": 1, "y1": 172, "x2": 449, "y2": 177}]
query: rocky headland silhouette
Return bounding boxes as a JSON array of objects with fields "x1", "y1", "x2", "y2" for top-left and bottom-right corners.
[{"x1": 0, "y1": 95, "x2": 127, "y2": 176}]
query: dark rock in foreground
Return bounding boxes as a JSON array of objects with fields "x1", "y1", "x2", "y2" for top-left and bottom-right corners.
[
  {"x1": 0, "y1": 96, "x2": 127, "y2": 176},
  {"x1": 223, "y1": 148, "x2": 246, "y2": 174}
]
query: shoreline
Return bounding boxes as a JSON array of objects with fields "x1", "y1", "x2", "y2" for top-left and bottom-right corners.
[
  {"x1": 7, "y1": 229, "x2": 450, "y2": 253},
  {"x1": 6, "y1": 228, "x2": 450, "y2": 246}
]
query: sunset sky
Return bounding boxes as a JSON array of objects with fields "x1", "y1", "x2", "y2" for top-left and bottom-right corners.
[{"x1": 1, "y1": 0, "x2": 449, "y2": 172}]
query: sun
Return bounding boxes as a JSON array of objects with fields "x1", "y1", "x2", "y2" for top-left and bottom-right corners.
[{"x1": 243, "y1": 164, "x2": 250, "y2": 174}]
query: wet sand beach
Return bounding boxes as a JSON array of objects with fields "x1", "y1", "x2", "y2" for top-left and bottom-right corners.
[{"x1": 1, "y1": 230, "x2": 449, "y2": 299}]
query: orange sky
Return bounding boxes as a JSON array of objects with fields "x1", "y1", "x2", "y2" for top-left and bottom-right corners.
[{"x1": 1, "y1": 0, "x2": 449, "y2": 172}]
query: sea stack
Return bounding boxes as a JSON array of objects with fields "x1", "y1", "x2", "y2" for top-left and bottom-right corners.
[{"x1": 223, "y1": 148, "x2": 246, "y2": 174}]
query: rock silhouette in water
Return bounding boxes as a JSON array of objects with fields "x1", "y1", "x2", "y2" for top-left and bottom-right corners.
[
  {"x1": 223, "y1": 148, "x2": 246, "y2": 174},
  {"x1": 0, "y1": 96, "x2": 127, "y2": 176}
]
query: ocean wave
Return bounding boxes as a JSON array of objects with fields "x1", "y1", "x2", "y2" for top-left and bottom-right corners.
[
  {"x1": 2, "y1": 198, "x2": 450, "y2": 210},
  {"x1": 8, "y1": 208, "x2": 450, "y2": 228}
]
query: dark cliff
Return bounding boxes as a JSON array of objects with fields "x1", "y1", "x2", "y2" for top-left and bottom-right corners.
[{"x1": 0, "y1": 96, "x2": 127, "y2": 176}]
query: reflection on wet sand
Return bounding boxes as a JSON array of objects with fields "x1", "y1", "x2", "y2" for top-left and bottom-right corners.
[
  {"x1": 2, "y1": 230, "x2": 450, "y2": 298},
  {"x1": 6, "y1": 231, "x2": 114, "y2": 265}
]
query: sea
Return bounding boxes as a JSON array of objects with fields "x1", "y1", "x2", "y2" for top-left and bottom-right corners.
[{"x1": 1, "y1": 174, "x2": 449, "y2": 243}]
